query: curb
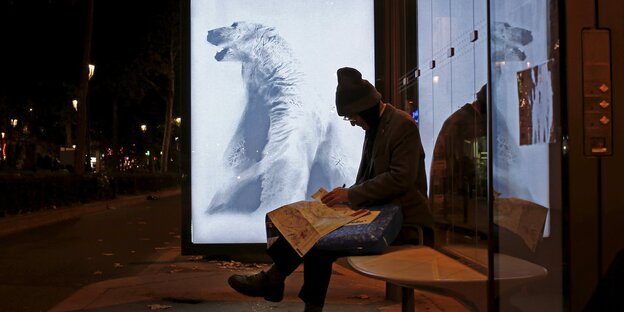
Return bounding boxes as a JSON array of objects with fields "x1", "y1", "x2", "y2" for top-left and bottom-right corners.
[{"x1": 0, "y1": 188, "x2": 181, "y2": 238}]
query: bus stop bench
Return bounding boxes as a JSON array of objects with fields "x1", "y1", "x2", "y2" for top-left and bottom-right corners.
[{"x1": 345, "y1": 245, "x2": 547, "y2": 312}]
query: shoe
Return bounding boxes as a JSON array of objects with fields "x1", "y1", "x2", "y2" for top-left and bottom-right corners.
[
  {"x1": 304, "y1": 303, "x2": 323, "y2": 312},
  {"x1": 228, "y1": 271, "x2": 285, "y2": 302}
]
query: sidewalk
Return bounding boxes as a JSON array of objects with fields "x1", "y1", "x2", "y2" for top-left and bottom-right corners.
[
  {"x1": 49, "y1": 248, "x2": 384, "y2": 311},
  {"x1": 50, "y1": 246, "x2": 469, "y2": 312},
  {"x1": 4, "y1": 189, "x2": 469, "y2": 311}
]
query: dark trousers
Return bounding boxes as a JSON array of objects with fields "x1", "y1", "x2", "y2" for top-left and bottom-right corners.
[
  {"x1": 266, "y1": 226, "x2": 433, "y2": 306},
  {"x1": 267, "y1": 237, "x2": 348, "y2": 307}
]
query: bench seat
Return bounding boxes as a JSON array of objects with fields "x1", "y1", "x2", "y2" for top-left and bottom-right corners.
[{"x1": 346, "y1": 245, "x2": 547, "y2": 312}]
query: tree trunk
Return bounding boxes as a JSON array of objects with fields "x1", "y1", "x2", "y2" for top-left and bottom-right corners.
[
  {"x1": 65, "y1": 121, "x2": 72, "y2": 147},
  {"x1": 112, "y1": 97, "x2": 119, "y2": 172},
  {"x1": 160, "y1": 39, "x2": 176, "y2": 173},
  {"x1": 74, "y1": 0, "x2": 94, "y2": 174}
]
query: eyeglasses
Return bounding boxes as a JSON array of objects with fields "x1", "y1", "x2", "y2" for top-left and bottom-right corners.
[{"x1": 343, "y1": 116, "x2": 357, "y2": 122}]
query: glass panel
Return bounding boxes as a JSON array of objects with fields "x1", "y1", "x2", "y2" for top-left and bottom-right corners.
[
  {"x1": 489, "y1": 0, "x2": 564, "y2": 310},
  {"x1": 419, "y1": 0, "x2": 488, "y2": 251},
  {"x1": 417, "y1": 0, "x2": 489, "y2": 309},
  {"x1": 418, "y1": 0, "x2": 434, "y2": 174}
]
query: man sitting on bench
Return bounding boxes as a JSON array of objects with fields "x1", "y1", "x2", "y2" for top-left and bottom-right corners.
[{"x1": 227, "y1": 67, "x2": 435, "y2": 312}]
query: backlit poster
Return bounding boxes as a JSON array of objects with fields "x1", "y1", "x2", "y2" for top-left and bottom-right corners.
[{"x1": 189, "y1": 0, "x2": 375, "y2": 244}]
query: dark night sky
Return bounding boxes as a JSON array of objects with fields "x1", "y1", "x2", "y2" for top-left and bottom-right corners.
[
  {"x1": 0, "y1": 0, "x2": 177, "y2": 148},
  {"x1": 0, "y1": 0, "x2": 160, "y2": 85},
  {"x1": 1, "y1": 0, "x2": 84, "y2": 91}
]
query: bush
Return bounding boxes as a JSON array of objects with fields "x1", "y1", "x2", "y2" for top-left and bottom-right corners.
[{"x1": 0, "y1": 172, "x2": 180, "y2": 217}]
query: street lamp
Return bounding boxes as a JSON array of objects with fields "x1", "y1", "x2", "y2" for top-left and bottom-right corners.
[
  {"x1": 72, "y1": 99, "x2": 78, "y2": 111},
  {"x1": 139, "y1": 124, "x2": 151, "y2": 170},
  {"x1": 10, "y1": 119, "x2": 18, "y2": 128},
  {"x1": 1, "y1": 132, "x2": 5, "y2": 160},
  {"x1": 88, "y1": 64, "x2": 95, "y2": 80}
]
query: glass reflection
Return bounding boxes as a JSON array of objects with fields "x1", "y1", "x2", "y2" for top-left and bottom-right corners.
[
  {"x1": 417, "y1": 0, "x2": 489, "y2": 264},
  {"x1": 490, "y1": 0, "x2": 563, "y2": 311},
  {"x1": 413, "y1": 0, "x2": 562, "y2": 310}
]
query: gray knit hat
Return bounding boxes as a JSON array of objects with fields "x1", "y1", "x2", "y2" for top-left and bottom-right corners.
[{"x1": 335, "y1": 67, "x2": 381, "y2": 117}]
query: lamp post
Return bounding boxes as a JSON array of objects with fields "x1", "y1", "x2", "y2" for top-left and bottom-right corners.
[
  {"x1": 140, "y1": 124, "x2": 151, "y2": 171},
  {"x1": 9, "y1": 119, "x2": 19, "y2": 143},
  {"x1": 1, "y1": 131, "x2": 5, "y2": 161},
  {"x1": 7, "y1": 118, "x2": 19, "y2": 169}
]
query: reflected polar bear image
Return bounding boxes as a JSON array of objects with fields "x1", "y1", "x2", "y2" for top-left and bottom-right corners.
[
  {"x1": 492, "y1": 22, "x2": 533, "y2": 61},
  {"x1": 205, "y1": 21, "x2": 357, "y2": 215}
]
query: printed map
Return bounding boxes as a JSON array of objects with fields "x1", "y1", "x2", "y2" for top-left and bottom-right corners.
[{"x1": 267, "y1": 188, "x2": 369, "y2": 256}]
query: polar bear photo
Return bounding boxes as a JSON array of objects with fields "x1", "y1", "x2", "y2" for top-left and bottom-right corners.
[
  {"x1": 204, "y1": 21, "x2": 356, "y2": 215},
  {"x1": 189, "y1": 0, "x2": 375, "y2": 244}
]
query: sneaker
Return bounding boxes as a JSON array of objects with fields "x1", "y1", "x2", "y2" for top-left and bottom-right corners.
[{"x1": 227, "y1": 271, "x2": 285, "y2": 302}]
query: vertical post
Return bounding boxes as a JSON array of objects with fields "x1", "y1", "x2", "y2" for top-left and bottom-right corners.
[
  {"x1": 74, "y1": 0, "x2": 94, "y2": 174},
  {"x1": 401, "y1": 286, "x2": 415, "y2": 312},
  {"x1": 112, "y1": 99, "x2": 118, "y2": 171}
]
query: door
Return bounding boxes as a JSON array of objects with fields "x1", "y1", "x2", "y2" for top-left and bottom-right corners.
[{"x1": 566, "y1": 0, "x2": 624, "y2": 310}]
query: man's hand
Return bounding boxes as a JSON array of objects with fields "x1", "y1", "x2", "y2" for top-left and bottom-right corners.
[{"x1": 321, "y1": 187, "x2": 350, "y2": 207}]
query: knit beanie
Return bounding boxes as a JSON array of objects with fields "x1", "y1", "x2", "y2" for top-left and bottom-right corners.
[{"x1": 335, "y1": 67, "x2": 382, "y2": 117}]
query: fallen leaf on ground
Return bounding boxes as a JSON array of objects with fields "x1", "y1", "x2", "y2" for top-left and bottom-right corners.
[{"x1": 352, "y1": 294, "x2": 370, "y2": 299}]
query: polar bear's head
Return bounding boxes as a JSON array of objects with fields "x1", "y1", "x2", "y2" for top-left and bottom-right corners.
[{"x1": 207, "y1": 21, "x2": 278, "y2": 63}]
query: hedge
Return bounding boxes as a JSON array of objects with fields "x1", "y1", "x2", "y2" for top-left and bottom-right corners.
[{"x1": 0, "y1": 172, "x2": 180, "y2": 217}]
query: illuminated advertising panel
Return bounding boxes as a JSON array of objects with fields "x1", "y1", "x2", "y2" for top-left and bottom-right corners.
[{"x1": 186, "y1": 0, "x2": 375, "y2": 247}]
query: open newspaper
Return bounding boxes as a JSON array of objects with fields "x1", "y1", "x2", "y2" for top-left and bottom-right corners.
[{"x1": 266, "y1": 188, "x2": 371, "y2": 256}]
